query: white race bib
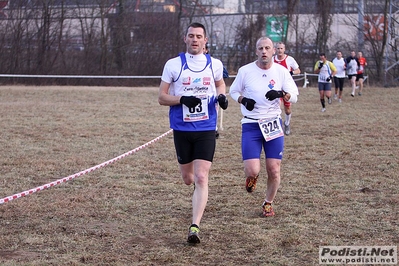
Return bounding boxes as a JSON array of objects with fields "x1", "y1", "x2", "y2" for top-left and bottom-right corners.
[
  {"x1": 182, "y1": 95, "x2": 209, "y2": 122},
  {"x1": 258, "y1": 116, "x2": 284, "y2": 141}
]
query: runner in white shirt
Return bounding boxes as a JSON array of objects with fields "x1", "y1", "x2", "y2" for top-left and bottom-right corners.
[
  {"x1": 345, "y1": 51, "x2": 360, "y2": 97},
  {"x1": 332, "y1": 51, "x2": 346, "y2": 103},
  {"x1": 230, "y1": 37, "x2": 298, "y2": 218},
  {"x1": 273, "y1": 42, "x2": 300, "y2": 135},
  {"x1": 158, "y1": 22, "x2": 228, "y2": 245}
]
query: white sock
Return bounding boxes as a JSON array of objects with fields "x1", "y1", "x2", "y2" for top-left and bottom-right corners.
[{"x1": 285, "y1": 114, "x2": 291, "y2": 125}]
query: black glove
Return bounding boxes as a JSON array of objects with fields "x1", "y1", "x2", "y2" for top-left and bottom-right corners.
[
  {"x1": 241, "y1": 97, "x2": 256, "y2": 111},
  {"x1": 180, "y1": 96, "x2": 201, "y2": 108},
  {"x1": 290, "y1": 71, "x2": 294, "y2": 76},
  {"x1": 318, "y1": 62, "x2": 324, "y2": 69},
  {"x1": 265, "y1": 90, "x2": 285, "y2": 101},
  {"x1": 326, "y1": 76, "x2": 332, "y2": 82},
  {"x1": 217, "y1": 94, "x2": 228, "y2": 110}
]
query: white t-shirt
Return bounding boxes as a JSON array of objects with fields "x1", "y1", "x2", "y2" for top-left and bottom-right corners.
[
  {"x1": 346, "y1": 57, "x2": 358, "y2": 75},
  {"x1": 273, "y1": 54, "x2": 299, "y2": 72},
  {"x1": 332, "y1": 57, "x2": 346, "y2": 78},
  {"x1": 230, "y1": 61, "x2": 299, "y2": 123}
]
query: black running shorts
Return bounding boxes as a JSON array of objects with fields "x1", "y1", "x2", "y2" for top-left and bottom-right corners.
[
  {"x1": 356, "y1": 73, "x2": 364, "y2": 81},
  {"x1": 173, "y1": 130, "x2": 216, "y2": 164}
]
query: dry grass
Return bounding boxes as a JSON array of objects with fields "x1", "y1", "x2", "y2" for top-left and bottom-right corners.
[{"x1": 0, "y1": 85, "x2": 398, "y2": 266}]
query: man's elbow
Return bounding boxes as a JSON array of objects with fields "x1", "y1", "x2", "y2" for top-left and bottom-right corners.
[
  {"x1": 288, "y1": 93, "x2": 298, "y2": 103},
  {"x1": 158, "y1": 95, "x2": 168, "y2": 106}
]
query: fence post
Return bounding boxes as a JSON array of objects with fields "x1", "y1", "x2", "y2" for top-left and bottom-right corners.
[
  {"x1": 219, "y1": 108, "x2": 224, "y2": 131},
  {"x1": 302, "y1": 72, "x2": 309, "y2": 88}
]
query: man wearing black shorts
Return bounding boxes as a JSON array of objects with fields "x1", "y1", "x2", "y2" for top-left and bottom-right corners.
[
  {"x1": 346, "y1": 51, "x2": 360, "y2": 97},
  {"x1": 158, "y1": 22, "x2": 228, "y2": 244}
]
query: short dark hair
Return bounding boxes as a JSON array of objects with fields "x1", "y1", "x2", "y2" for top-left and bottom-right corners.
[
  {"x1": 186, "y1": 22, "x2": 207, "y2": 37},
  {"x1": 319, "y1": 53, "x2": 326, "y2": 56}
]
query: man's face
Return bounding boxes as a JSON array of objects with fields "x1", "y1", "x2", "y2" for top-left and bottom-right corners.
[
  {"x1": 184, "y1": 27, "x2": 207, "y2": 55},
  {"x1": 351, "y1": 51, "x2": 356, "y2": 57},
  {"x1": 319, "y1": 55, "x2": 326, "y2": 62},
  {"x1": 276, "y1": 44, "x2": 285, "y2": 56},
  {"x1": 256, "y1": 38, "x2": 275, "y2": 65},
  {"x1": 336, "y1": 52, "x2": 342, "y2": 59}
]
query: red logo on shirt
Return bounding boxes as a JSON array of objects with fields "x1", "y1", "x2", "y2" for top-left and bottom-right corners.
[
  {"x1": 182, "y1": 77, "x2": 191, "y2": 85},
  {"x1": 203, "y1": 77, "x2": 211, "y2": 85}
]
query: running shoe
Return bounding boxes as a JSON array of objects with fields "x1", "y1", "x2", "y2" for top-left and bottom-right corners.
[
  {"x1": 328, "y1": 97, "x2": 332, "y2": 104},
  {"x1": 333, "y1": 94, "x2": 338, "y2": 100},
  {"x1": 358, "y1": 92, "x2": 362, "y2": 96},
  {"x1": 321, "y1": 108, "x2": 326, "y2": 112},
  {"x1": 262, "y1": 202, "x2": 275, "y2": 217},
  {"x1": 338, "y1": 99, "x2": 342, "y2": 103},
  {"x1": 284, "y1": 123, "x2": 290, "y2": 135},
  {"x1": 187, "y1": 225, "x2": 200, "y2": 244},
  {"x1": 245, "y1": 175, "x2": 258, "y2": 193},
  {"x1": 351, "y1": 93, "x2": 355, "y2": 97}
]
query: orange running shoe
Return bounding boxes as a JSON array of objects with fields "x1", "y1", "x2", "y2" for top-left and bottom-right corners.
[
  {"x1": 262, "y1": 202, "x2": 275, "y2": 217},
  {"x1": 245, "y1": 175, "x2": 258, "y2": 193}
]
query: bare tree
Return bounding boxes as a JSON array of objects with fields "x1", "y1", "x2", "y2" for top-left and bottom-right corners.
[
  {"x1": 234, "y1": 13, "x2": 265, "y2": 67},
  {"x1": 343, "y1": 0, "x2": 391, "y2": 84},
  {"x1": 315, "y1": 0, "x2": 333, "y2": 54},
  {"x1": 284, "y1": 0, "x2": 300, "y2": 45}
]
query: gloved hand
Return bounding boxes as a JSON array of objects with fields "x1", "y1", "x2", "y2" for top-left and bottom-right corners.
[
  {"x1": 326, "y1": 76, "x2": 333, "y2": 82},
  {"x1": 241, "y1": 97, "x2": 256, "y2": 111},
  {"x1": 318, "y1": 62, "x2": 324, "y2": 69},
  {"x1": 217, "y1": 94, "x2": 228, "y2": 110},
  {"x1": 180, "y1": 96, "x2": 201, "y2": 108},
  {"x1": 265, "y1": 90, "x2": 285, "y2": 101}
]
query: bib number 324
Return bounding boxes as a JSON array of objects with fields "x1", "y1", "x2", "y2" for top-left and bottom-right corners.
[{"x1": 258, "y1": 117, "x2": 284, "y2": 141}]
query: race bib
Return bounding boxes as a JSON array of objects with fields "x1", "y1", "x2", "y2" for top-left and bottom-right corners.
[
  {"x1": 182, "y1": 95, "x2": 209, "y2": 122},
  {"x1": 258, "y1": 116, "x2": 284, "y2": 141}
]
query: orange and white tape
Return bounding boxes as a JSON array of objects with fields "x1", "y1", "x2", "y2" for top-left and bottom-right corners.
[{"x1": 0, "y1": 129, "x2": 173, "y2": 205}]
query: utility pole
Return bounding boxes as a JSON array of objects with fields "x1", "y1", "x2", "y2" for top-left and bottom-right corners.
[
  {"x1": 358, "y1": 0, "x2": 364, "y2": 52},
  {"x1": 384, "y1": 0, "x2": 399, "y2": 86}
]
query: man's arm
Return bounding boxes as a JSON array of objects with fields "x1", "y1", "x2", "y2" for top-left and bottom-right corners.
[
  {"x1": 215, "y1": 78, "x2": 226, "y2": 96},
  {"x1": 314, "y1": 61, "x2": 321, "y2": 74},
  {"x1": 282, "y1": 74, "x2": 298, "y2": 104},
  {"x1": 158, "y1": 81, "x2": 181, "y2": 106},
  {"x1": 290, "y1": 57, "x2": 301, "y2": 75},
  {"x1": 292, "y1": 68, "x2": 301, "y2": 75}
]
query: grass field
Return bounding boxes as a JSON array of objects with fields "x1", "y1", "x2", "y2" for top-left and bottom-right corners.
[{"x1": 0, "y1": 85, "x2": 398, "y2": 266}]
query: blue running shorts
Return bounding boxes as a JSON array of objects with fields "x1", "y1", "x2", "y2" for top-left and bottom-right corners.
[{"x1": 241, "y1": 122, "x2": 284, "y2": 160}]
